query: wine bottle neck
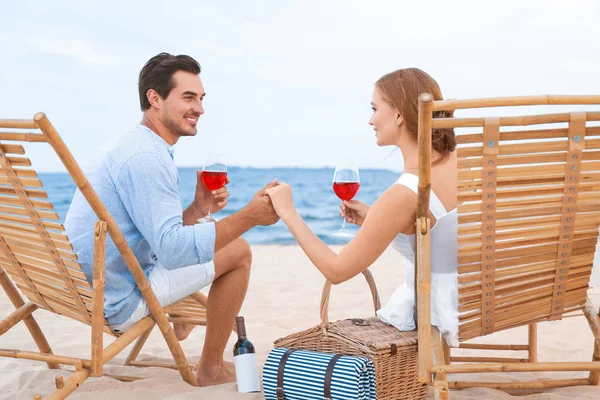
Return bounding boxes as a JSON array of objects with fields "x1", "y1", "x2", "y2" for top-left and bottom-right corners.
[{"x1": 236, "y1": 316, "x2": 247, "y2": 339}]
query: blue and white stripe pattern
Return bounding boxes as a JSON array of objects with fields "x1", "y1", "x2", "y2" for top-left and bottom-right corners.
[{"x1": 263, "y1": 348, "x2": 376, "y2": 400}]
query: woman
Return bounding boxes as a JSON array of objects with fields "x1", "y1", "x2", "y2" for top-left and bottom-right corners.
[{"x1": 265, "y1": 68, "x2": 459, "y2": 346}]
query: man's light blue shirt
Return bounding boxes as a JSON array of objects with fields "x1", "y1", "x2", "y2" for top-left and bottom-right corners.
[{"x1": 65, "y1": 124, "x2": 216, "y2": 326}]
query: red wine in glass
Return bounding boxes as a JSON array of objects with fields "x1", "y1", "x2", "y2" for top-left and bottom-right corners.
[
  {"x1": 198, "y1": 153, "x2": 227, "y2": 224},
  {"x1": 331, "y1": 166, "x2": 360, "y2": 237},
  {"x1": 201, "y1": 171, "x2": 228, "y2": 191},
  {"x1": 333, "y1": 182, "x2": 360, "y2": 201}
]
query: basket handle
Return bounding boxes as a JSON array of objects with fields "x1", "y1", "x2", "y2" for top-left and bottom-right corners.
[{"x1": 319, "y1": 269, "x2": 381, "y2": 329}]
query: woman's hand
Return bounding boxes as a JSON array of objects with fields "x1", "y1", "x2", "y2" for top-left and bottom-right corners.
[
  {"x1": 265, "y1": 182, "x2": 297, "y2": 221},
  {"x1": 340, "y1": 200, "x2": 369, "y2": 226}
]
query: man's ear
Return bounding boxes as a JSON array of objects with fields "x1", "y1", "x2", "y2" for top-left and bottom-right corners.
[
  {"x1": 396, "y1": 114, "x2": 404, "y2": 127},
  {"x1": 146, "y1": 89, "x2": 162, "y2": 108}
]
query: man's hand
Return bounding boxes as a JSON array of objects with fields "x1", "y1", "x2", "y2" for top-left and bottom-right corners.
[
  {"x1": 194, "y1": 170, "x2": 230, "y2": 216},
  {"x1": 243, "y1": 180, "x2": 280, "y2": 226},
  {"x1": 265, "y1": 182, "x2": 297, "y2": 221}
]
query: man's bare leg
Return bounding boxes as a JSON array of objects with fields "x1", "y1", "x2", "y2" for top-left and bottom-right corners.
[{"x1": 174, "y1": 238, "x2": 252, "y2": 386}]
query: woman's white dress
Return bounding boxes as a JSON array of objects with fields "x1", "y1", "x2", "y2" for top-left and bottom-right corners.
[{"x1": 376, "y1": 173, "x2": 460, "y2": 347}]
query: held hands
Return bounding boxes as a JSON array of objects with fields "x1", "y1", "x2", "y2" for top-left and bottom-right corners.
[
  {"x1": 265, "y1": 182, "x2": 297, "y2": 221},
  {"x1": 244, "y1": 180, "x2": 281, "y2": 226},
  {"x1": 194, "y1": 170, "x2": 230, "y2": 216},
  {"x1": 340, "y1": 200, "x2": 369, "y2": 226}
]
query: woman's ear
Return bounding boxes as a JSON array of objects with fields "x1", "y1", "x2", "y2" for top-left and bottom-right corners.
[{"x1": 396, "y1": 114, "x2": 403, "y2": 127}]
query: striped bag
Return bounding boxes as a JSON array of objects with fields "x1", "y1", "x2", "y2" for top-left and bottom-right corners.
[{"x1": 263, "y1": 347, "x2": 377, "y2": 400}]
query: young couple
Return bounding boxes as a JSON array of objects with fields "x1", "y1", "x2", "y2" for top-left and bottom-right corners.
[{"x1": 65, "y1": 53, "x2": 458, "y2": 388}]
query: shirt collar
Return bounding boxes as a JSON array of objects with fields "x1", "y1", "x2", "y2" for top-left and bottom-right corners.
[{"x1": 138, "y1": 124, "x2": 176, "y2": 160}]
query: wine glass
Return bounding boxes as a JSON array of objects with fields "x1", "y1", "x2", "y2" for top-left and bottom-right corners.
[
  {"x1": 330, "y1": 166, "x2": 360, "y2": 237},
  {"x1": 197, "y1": 153, "x2": 227, "y2": 224}
]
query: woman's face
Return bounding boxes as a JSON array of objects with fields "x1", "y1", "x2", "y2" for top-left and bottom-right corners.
[{"x1": 369, "y1": 88, "x2": 401, "y2": 147}]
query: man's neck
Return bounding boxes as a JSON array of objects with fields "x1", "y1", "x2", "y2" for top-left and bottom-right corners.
[{"x1": 140, "y1": 115, "x2": 178, "y2": 146}]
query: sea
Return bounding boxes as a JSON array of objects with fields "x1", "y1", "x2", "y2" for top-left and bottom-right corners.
[{"x1": 40, "y1": 167, "x2": 401, "y2": 245}]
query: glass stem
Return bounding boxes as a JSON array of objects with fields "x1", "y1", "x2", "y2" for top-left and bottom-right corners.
[
  {"x1": 207, "y1": 202, "x2": 212, "y2": 218},
  {"x1": 341, "y1": 216, "x2": 347, "y2": 231}
]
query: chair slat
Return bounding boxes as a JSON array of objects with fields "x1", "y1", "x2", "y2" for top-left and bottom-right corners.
[
  {"x1": 458, "y1": 238, "x2": 597, "y2": 265},
  {"x1": 0, "y1": 204, "x2": 59, "y2": 220},
  {"x1": 459, "y1": 162, "x2": 600, "y2": 181},
  {"x1": 460, "y1": 286, "x2": 588, "y2": 323},
  {"x1": 10, "y1": 273, "x2": 93, "y2": 303},
  {"x1": 0, "y1": 195, "x2": 53, "y2": 210},
  {"x1": 0, "y1": 222, "x2": 71, "y2": 243},
  {"x1": 7, "y1": 243, "x2": 76, "y2": 265},
  {"x1": 4, "y1": 157, "x2": 32, "y2": 167},
  {"x1": 434, "y1": 95, "x2": 600, "y2": 111},
  {"x1": 0, "y1": 229, "x2": 72, "y2": 251},
  {"x1": 459, "y1": 302, "x2": 586, "y2": 341},
  {"x1": 0, "y1": 120, "x2": 36, "y2": 129},
  {"x1": 11, "y1": 252, "x2": 82, "y2": 273},
  {"x1": 0, "y1": 256, "x2": 86, "y2": 281},
  {"x1": 0, "y1": 176, "x2": 43, "y2": 188},
  {"x1": 15, "y1": 279, "x2": 92, "y2": 307},
  {"x1": 458, "y1": 213, "x2": 600, "y2": 236},
  {"x1": 0, "y1": 213, "x2": 64, "y2": 231},
  {"x1": 462, "y1": 293, "x2": 588, "y2": 331},
  {"x1": 0, "y1": 144, "x2": 26, "y2": 155},
  {"x1": 458, "y1": 138, "x2": 600, "y2": 158},
  {"x1": 0, "y1": 186, "x2": 47, "y2": 198},
  {"x1": 5, "y1": 168, "x2": 38, "y2": 178},
  {"x1": 3, "y1": 262, "x2": 91, "y2": 293},
  {"x1": 459, "y1": 203, "x2": 600, "y2": 224},
  {"x1": 459, "y1": 286, "x2": 590, "y2": 322},
  {"x1": 458, "y1": 251, "x2": 593, "y2": 275},
  {"x1": 459, "y1": 273, "x2": 591, "y2": 308},
  {"x1": 459, "y1": 182, "x2": 600, "y2": 202},
  {"x1": 458, "y1": 254, "x2": 594, "y2": 284},
  {"x1": 460, "y1": 224, "x2": 600, "y2": 246},
  {"x1": 458, "y1": 194, "x2": 600, "y2": 214},
  {"x1": 0, "y1": 133, "x2": 46, "y2": 142},
  {"x1": 458, "y1": 150, "x2": 600, "y2": 169},
  {"x1": 434, "y1": 111, "x2": 600, "y2": 129},
  {"x1": 456, "y1": 126, "x2": 600, "y2": 145},
  {"x1": 459, "y1": 230, "x2": 598, "y2": 256},
  {"x1": 11, "y1": 248, "x2": 81, "y2": 270},
  {"x1": 459, "y1": 264, "x2": 592, "y2": 295},
  {"x1": 3, "y1": 236, "x2": 77, "y2": 260}
]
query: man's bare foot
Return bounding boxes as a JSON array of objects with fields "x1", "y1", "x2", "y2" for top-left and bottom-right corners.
[
  {"x1": 195, "y1": 361, "x2": 236, "y2": 387},
  {"x1": 173, "y1": 323, "x2": 195, "y2": 341}
]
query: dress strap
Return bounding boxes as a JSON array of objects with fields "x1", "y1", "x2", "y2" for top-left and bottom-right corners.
[{"x1": 395, "y1": 173, "x2": 448, "y2": 219}]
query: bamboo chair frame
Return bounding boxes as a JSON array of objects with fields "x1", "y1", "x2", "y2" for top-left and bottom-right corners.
[
  {"x1": 0, "y1": 113, "x2": 219, "y2": 399},
  {"x1": 415, "y1": 95, "x2": 600, "y2": 399}
]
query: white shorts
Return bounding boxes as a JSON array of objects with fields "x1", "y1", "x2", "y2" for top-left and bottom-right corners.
[{"x1": 111, "y1": 261, "x2": 215, "y2": 334}]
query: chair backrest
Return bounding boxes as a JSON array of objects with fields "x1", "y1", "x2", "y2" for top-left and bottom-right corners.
[
  {"x1": 0, "y1": 118, "x2": 93, "y2": 325},
  {"x1": 420, "y1": 95, "x2": 600, "y2": 342}
]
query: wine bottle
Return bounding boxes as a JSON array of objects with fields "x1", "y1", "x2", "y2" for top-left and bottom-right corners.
[{"x1": 233, "y1": 316, "x2": 260, "y2": 393}]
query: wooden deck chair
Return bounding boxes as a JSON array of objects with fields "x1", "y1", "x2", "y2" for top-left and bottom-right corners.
[
  {"x1": 0, "y1": 113, "x2": 224, "y2": 399},
  {"x1": 414, "y1": 95, "x2": 600, "y2": 399}
]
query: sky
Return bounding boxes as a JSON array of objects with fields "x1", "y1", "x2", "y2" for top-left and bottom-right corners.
[{"x1": 1, "y1": 0, "x2": 599, "y2": 172}]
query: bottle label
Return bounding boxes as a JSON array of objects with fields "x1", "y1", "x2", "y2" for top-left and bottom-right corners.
[{"x1": 234, "y1": 353, "x2": 261, "y2": 393}]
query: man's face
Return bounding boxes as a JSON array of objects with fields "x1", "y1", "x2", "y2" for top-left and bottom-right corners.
[{"x1": 160, "y1": 70, "x2": 205, "y2": 138}]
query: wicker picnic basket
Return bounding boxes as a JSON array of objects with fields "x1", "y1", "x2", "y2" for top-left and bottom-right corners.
[{"x1": 274, "y1": 269, "x2": 427, "y2": 400}]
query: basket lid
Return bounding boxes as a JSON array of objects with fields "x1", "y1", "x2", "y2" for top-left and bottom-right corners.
[{"x1": 326, "y1": 317, "x2": 418, "y2": 354}]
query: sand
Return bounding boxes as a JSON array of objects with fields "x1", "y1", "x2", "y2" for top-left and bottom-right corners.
[{"x1": 2, "y1": 245, "x2": 600, "y2": 399}]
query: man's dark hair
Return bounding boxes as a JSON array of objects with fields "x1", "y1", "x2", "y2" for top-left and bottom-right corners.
[{"x1": 138, "y1": 52, "x2": 201, "y2": 111}]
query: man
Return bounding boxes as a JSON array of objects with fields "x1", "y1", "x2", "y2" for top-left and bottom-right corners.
[{"x1": 64, "y1": 53, "x2": 279, "y2": 386}]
